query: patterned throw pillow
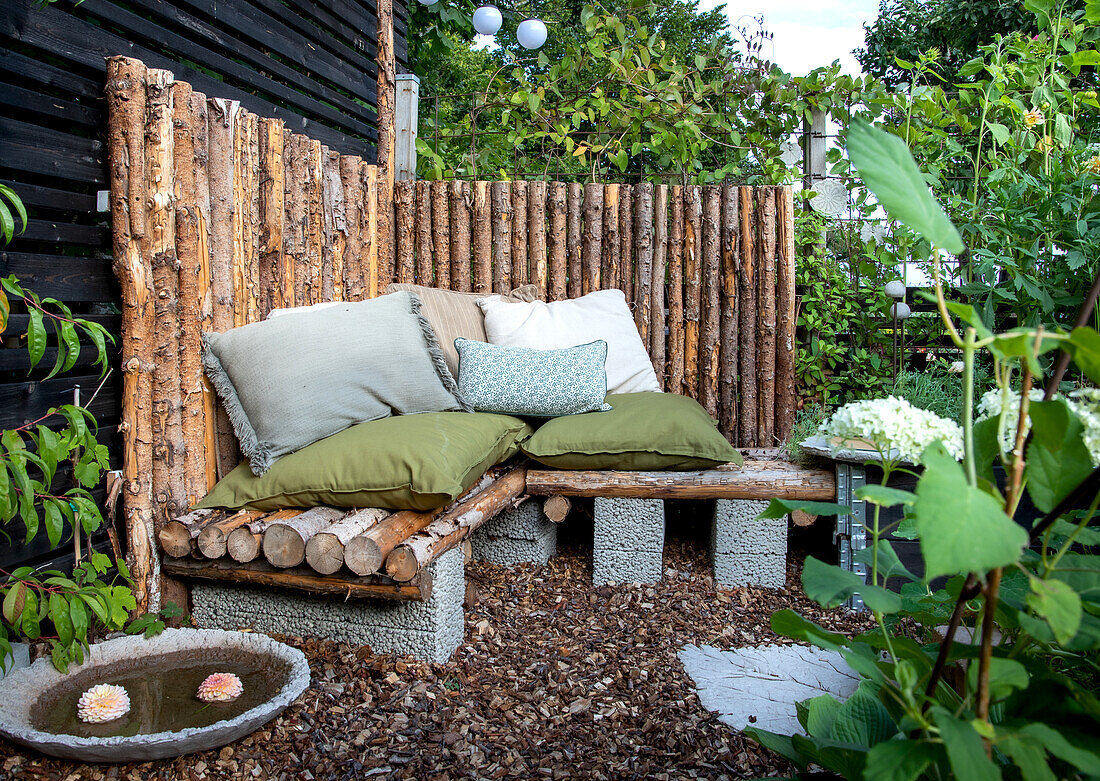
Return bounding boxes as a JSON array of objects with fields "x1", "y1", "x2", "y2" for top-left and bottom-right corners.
[{"x1": 454, "y1": 338, "x2": 613, "y2": 418}]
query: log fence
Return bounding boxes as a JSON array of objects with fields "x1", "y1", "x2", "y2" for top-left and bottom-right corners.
[{"x1": 107, "y1": 56, "x2": 797, "y2": 610}]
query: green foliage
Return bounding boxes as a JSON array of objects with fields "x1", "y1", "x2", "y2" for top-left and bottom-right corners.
[
  {"x1": 746, "y1": 95, "x2": 1100, "y2": 779},
  {"x1": 0, "y1": 189, "x2": 153, "y2": 673}
]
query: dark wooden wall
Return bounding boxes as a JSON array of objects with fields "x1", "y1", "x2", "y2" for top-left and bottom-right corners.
[{"x1": 0, "y1": 0, "x2": 406, "y2": 575}]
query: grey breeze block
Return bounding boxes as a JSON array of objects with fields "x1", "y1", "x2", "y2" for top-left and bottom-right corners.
[
  {"x1": 593, "y1": 497, "x2": 665, "y2": 585},
  {"x1": 191, "y1": 548, "x2": 464, "y2": 664},
  {"x1": 470, "y1": 499, "x2": 557, "y2": 567},
  {"x1": 711, "y1": 499, "x2": 787, "y2": 589}
]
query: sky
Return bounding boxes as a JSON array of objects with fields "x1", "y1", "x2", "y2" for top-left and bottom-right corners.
[{"x1": 697, "y1": 0, "x2": 882, "y2": 76}]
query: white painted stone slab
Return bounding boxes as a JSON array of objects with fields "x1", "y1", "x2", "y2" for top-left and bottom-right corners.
[{"x1": 679, "y1": 643, "x2": 860, "y2": 735}]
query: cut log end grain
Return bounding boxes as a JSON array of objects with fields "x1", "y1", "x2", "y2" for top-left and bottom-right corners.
[
  {"x1": 791, "y1": 510, "x2": 818, "y2": 527},
  {"x1": 543, "y1": 495, "x2": 572, "y2": 524},
  {"x1": 226, "y1": 527, "x2": 262, "y2": 562},
  {"x1": 304, "y1": 507, "x2": 391, "y2": 575},
  {"x1": 262, "y1": 506, "x2": 345, "y2": 568},
  {"x1": 196, "y1": 509, "x2": 266, "y2": 559}
]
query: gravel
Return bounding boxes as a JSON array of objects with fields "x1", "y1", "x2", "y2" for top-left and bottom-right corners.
[{"x1": 0, "y1": 524, "x2": 872, "y2": 780}]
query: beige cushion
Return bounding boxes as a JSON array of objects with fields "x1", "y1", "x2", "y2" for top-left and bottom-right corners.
[{"x1": 385, "y1": 283, "x2": 540, "y2": 378}]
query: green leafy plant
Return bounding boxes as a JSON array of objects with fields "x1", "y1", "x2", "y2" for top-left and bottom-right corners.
[
  {"x1": 745, "y1": 120, "x2": 1100, "y2": 777},
  {"x1": 0, "y1": 190, "x2": 158, "y2": 673}
]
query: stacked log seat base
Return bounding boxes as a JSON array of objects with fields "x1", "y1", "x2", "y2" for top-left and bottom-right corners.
[
  {"x1": 711, "y1": 499, "x2": 786, "y2": 589},
  {"x1": 470, "y1": 500, "x2": 557, "y2": 566},
  {"x1": 593, "y1": 497, "x2": 665, "y2": 585},
  {"x1": 191, "y1": 548, "x2": 465, "y2": 663}
]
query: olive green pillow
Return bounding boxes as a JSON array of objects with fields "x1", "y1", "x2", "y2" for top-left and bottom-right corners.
[
  {"x1": 521, "y1": 392, "x2": 742, "y2": 470},
  {"x1": 196, "y1": 412, "x2": 533, "y2": 512}
]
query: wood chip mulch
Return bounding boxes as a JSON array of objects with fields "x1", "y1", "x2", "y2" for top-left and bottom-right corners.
[{"x1": 1, "y1": 531, "x2": 872, "y2": 781}]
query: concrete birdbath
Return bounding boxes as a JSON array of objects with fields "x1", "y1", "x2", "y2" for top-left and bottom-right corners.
[{"x1": 0, "y1": 628, "x2": 309, "y2": 762}]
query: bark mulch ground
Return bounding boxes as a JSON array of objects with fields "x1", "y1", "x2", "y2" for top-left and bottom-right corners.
[{"x1": 1, "y1": 522, "x2": 871, "y2": 781}]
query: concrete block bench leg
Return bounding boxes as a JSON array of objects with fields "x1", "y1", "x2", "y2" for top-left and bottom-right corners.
[
  {"x1": 191, "y1": 547, "x2": 465, "y2": 663},
  {"x1": 711, "y1": 499, "x2": 786, "y2": 589},
  {"x1": 470, "y1": 500, "x2": 557, "y2": 566},
  {"x1": 593, "y1": 497, "x2": 665, "y2": 585}
]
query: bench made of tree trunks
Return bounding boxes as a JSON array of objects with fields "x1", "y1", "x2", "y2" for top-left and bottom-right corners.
[{"x1": 104, "y1": 55, "x2": 814, "y2": 660}]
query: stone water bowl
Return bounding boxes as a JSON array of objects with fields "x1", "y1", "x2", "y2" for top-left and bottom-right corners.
[{"x1": 0, "y1": 628, "x2": 310, "y2": 762}]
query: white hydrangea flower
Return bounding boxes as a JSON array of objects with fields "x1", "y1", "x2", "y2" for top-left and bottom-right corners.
[
  {"x1": 977, "y1": 387, "x2": 1100, "y2": 465},
  {"x1": 821, "y1": 396, "x2": 964, "y2": 463}
]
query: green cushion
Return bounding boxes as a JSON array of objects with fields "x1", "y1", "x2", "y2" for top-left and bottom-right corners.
[
  {"x1": 521, "y1": 392, "x2": 740, "y2": 470},
  {"x1": 196, "y1": 412, "x2": 533, "y2": 512}
]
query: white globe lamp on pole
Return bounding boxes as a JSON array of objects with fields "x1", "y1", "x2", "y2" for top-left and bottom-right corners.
[
  {"x1": 517, "y1": 18, "x2": 548, "y2": 49},
  {"x1": 472, "y1": 6, "x2": 503, "y2": 35},
  {"x1": 417, "y1": 0, "x2": 439, "y2": 6}
]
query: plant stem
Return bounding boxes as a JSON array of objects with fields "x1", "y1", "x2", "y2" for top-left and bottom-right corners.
[
  {"x1": 976, "y1": 566, "x2": 1002, "y2": 734},
  {"x1": 962, "y1": 327, "x2": 977, "y2": 487},
  {"x1": 1045, "y1": 264, "x2": 1100, "y2": 400}
]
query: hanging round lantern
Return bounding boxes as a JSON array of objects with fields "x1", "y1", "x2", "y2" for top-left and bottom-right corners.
[
  {"x1": 418, "y1": 0, "x2": 439, "y2": 6},
  {"x1": 517, "y1": 18, "x2": 548, "y2": 49},
  {"x1": 891, "y1": 301, "x2": 912, "y2": 320},
  {"x1": 808, "y1": 178, "x2": 847, "y2": 217},
  {"x1": 884, "y1": 280, "x2": 906, "y2": 299},
  {"x1": 472, "y1": 5, "x2": 503, "y2": 35}
]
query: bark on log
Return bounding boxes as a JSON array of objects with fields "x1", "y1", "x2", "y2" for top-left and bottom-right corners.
[
  {"x1": 107, "y1": 56, "x2": 158, "y2": 612},
  {"x1": 633, "y1": 182, "x2": 653, "y2": 346},
  {"x1": 235, "y1": 111, "x2": 261, "y2": 322},
  {"x1": 304, "y1": 138, "x2": 324, "y2": 305},
  {"x1": 757, "y1": 187, "x2": 777, "y2": 447},
  {"x1": 364, "y1": 163, "x2": 380, "y2": 298},
  {"x1": 305, "y1": 508, "x2": 392, "y2": 575},
  {"x1": 263, "y1": 507, "x2": 347, "y2": 569},
  {"x1": 529, "y1": 181, "x2": 548, "y2": 297},
  {"x1": 258, "y1": 118, "x2": 286, "y2": 315},
  {"x1": 344, "y1": 470, "x2": 500, "y2": 575},
  {"x1": 394, "y1": 179, "x2": 416, "y2": 284},
  {"x1": 375, "y1": 0, "x2": 395, "y2": 292},
  {"x1": 159, "y1": 509, "x2": 223, "y2": 558},
  {"x1": 700, "y1": 186, "x2": 722, "y2": 419},
  {"x1": 206, "y1": 97, "x2": 241, "y2": 476},
  {"x1": 451, "y1": 180, "x2": 472, "y2": 292},
  {"x1": 526, "y1": 461, "x2": 836, "y2": 500},
  {"x1": 432, "y1": 180, "x2": 451, "y2": 290},
  {"x1": 415, "y1": 180, "x2": 434, "y2": 286},
  {"x1": 197, "y1": 509, "x2": 269, "y2": 559},
  {"x1": 683, "y1": 185, "x2": 702, "y2": 400},
  {"x1": 384, "y1": 467, "x2": 527, "y2": 582},
  {"x1": 619, "y1": 184, "x2": 633, "y2": 305},
  {"x1": 602, "y1": 184, "x2": 620, "y2": 291},
  {"x1": 340, "y1": 156, "x2": 366, "y2": 301},
  {"x1": 491, "y1": 181, "x2": 512, "y2": 293},
  {"x1": 510, "y1": 180, "x2": 528, "y2": 287},
  {"x1": 284, "y1": 133, "x2": 308, "y2": 307},
  {"x1": 566, "y1": 183, "x2": 583, "y2": 299},
  {"x1": 163, "y1": 557, "x2": 430, "y2": 602},
  {"x1": 667, "y1": 185, "x2": 685, "y2": 395},
  {"x1": 547, "y1": 182, "x2": 567, "y2": 301},
  {"x1": 738, "y1": 187, "x2": 758, "y2": 447},
  {"x1": 172, "y1": 83, "x2": 211, "y2": 507},
  {"x1": 651, "y1": 184, "x2": 668, "y2": 388},
  {"x1": 543, "y1": 495, "x2": 572, "y2": 524},
  {"x1": 719, "y1": 184, "x2": 740, "y2": 444},
  {"x1": 775, "y1": 186, "x2": 798, "y2": 441},
  {"x1": 472, "y1": 180, "x2": 491, "y2": 293},
  {"x1": 323, "y1": 149, "x2": 346, "y2": 301},
  {"x1": 581, "y1": 183, "x2": 603, "y2": 294}
]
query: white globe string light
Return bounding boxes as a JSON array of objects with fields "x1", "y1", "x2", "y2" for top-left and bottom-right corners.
[
  {"x1": 517, "y1": 18, "x2": 548, "y2": 49},
  {"x1": 884, "y1": 280, "x2": 906, "y2": 299},
  {"x1": 472, "y1": 5, "x2": 503, "y2": 36},
  {"x1": 418, "y1": 0, "x2": 439, "y2": 6}
]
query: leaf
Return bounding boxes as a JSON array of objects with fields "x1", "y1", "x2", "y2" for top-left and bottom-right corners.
[
  {"x1": 49, "y1": 593, "x2": 73, "y2": 648},
  {"x1": 912, "y1": 442, "x2": 1027, "y2": 580},
  {"x1": 770, "y1": 609, "x2": 848, "y2": 652},
  {"x1": 854, "y1": 540, "x2": 917, "y2": 583},
  {"x1": 864, "y1": 739, "x2": 937, "y2": 781},
  {"x1": 757, "y1": 498, "x2": 851, "y2": 520},
  {"x1": 855, "y1": 485, "x2": 915, "y2": 508},
  {"x1": 1066, "y1": 327, "x2": 1100, "y2": 384},
  {"x1": 846, "y1": 120, "x2": 963, "y2": 253},
  {"x1": 69, "y1": 597, "x2": 88, "y2": 643},
  {"x1": 1016, "y1": 723, "x2": 1100, "y2": 772},
  {"x1": 802, "y1": 556, "x2": 902, "y2": 614},
  {"x1": 25, "y1": 308, "x2": 45, "y2": 369},
  {"x1": 2, "y1": 582, "x2": 26, "y2": 626},
  {"x1": 44, "y1": 500, "x2": 64, "y2": 549},
  {"x1": 798, "y1": 694, "x2": 841, "y2": 738},
  {"x1": 1027, "y1": 577, "x2": 1081, "y2": 645},
  {"x1": 1026, "y1": 400, "x2": 1093, "y2": 514},
  {"x1": 997, "y1": 733, "x2": 1056, "y2": 781},
  {"x1": 965, "y1": 657, "x2": 1028, "y2": 702},
  {"x1": 986, "y1": 122, "x2": 1010, "y2": 145},
  {"x1": 742, "y1": 728, "x2": 803, "y2": 767},
  {"x1": 930, "y1": 707, "x2": 999, "y2": 781},
  {"x1": 831, "y1": 681, "x2": 896, "y2": 746}
]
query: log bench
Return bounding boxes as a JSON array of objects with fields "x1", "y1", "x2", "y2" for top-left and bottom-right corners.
[{"x1": 526, "y1": 460, "x2": 836, "y2": 588}]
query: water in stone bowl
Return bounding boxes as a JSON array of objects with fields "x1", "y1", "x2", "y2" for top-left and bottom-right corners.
[{"x1": 0, "y1": 628, "x2": 310, "y2": 762}]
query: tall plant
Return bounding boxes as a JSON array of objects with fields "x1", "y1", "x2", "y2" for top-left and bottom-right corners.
[
  {"x1": 747, "y1": 121, "x2": 1100, "y2": 777},
  {"x1": 0, "y1": 192, "x2": 163, "y2": 673}
]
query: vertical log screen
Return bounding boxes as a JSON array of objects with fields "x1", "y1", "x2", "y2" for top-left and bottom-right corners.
[{"x1": 106, "y1": 55, "x2": 797, "y2": 605}]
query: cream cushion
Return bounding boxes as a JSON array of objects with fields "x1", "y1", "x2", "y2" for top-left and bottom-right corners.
[{"x1": 477, "y1": 288, "x2": 661, "y2": 395}]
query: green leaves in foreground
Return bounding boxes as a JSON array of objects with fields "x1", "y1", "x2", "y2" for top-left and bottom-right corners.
[
  {"x1": 846, "y1": 120, "x2": 964, "y2": 253},
  {"x1": 757, "y1": 498, "x2": 852, "y2": 520},
  {"x1": 912, "y1": 442, "x2": 1027, "y2": 580},
  {"x1": 802, "y1": 555, "x2": 902, "y2": 614}
]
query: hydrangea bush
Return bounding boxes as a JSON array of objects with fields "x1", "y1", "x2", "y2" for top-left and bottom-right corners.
[{"x1": 821, "y1": 395, "x2": 964, "y2": 462}]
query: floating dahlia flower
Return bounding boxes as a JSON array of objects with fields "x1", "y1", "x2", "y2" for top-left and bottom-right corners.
[
  {"x1": 77, "y1": 683, "x2": 131, "y2": 723},
  {"x1": 1024, "y1": 108, "x2": 1044, "y2": 128},
  {"x1": 197, "y1": 672, "x2": 243, "y2": 703}
]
